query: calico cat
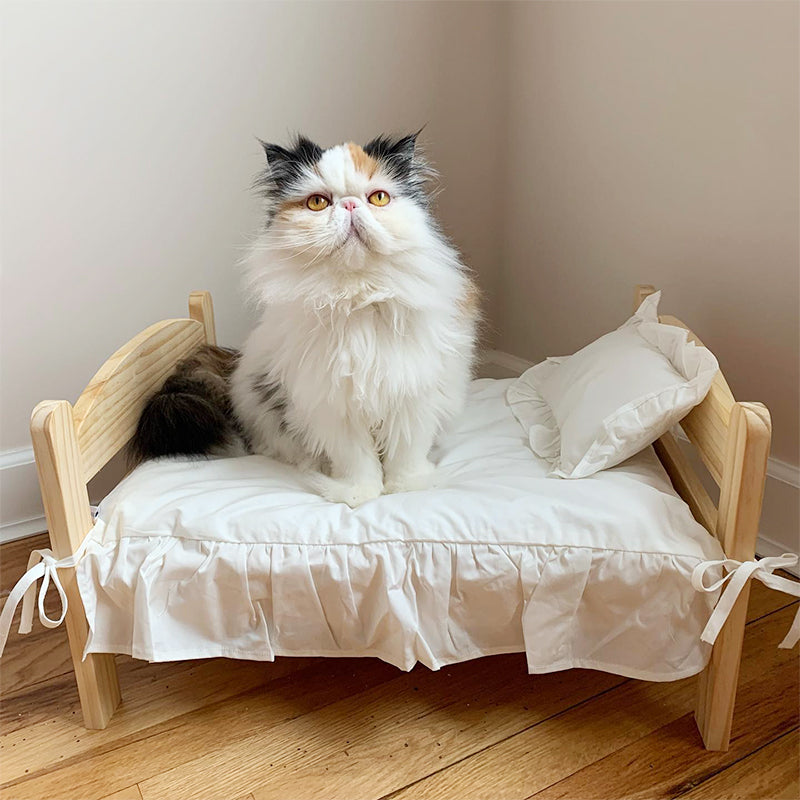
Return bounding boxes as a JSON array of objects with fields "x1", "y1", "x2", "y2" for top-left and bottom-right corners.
[{"x1": 132, "y1": 133, "x2": 479, "y2": 506}]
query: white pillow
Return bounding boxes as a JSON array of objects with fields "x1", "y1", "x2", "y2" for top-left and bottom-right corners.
[{"x1": 506, "y1": 292, "x2": 719, "y2": 479}]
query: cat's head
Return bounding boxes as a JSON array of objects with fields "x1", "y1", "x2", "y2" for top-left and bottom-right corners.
[{"x1": 254, "y1": 132, "x2": 436, "y2": 265}]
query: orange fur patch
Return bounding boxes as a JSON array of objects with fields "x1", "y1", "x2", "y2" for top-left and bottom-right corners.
[{"x1": 347, "y1": 142, "x2": 378, "y2": 177}]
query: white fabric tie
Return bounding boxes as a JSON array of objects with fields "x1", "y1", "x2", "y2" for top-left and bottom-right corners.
[
  {"x1": 0, "y1": 541, "x2": 88, "y2": 658},
  {"x1": 692, "y1": 553, "x2": 800, "y2": 649}
]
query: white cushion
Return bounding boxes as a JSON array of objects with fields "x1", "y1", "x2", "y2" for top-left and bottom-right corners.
[
  {"x1": 507, "y1": 292, "x2": 718, "y2": 479},
  {"x1": 78, "y1": 379, "x2": 724, "y2": 681}
]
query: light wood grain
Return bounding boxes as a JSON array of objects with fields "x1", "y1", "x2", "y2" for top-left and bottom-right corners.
[
  {"x1": 387, "y1": 604, "x2": 799, "y2": 800},
  {"x1": 530, "y1": 660, "x2": 797, "y2": 800},
  {"x1": 675, "y1": 729, "x2": 800, "y2": 800},
  {"x1": 2, "y1": 519, "x2": 794, "y2": 800},
  {"x1": 652, "y1": 431, "x2": 717, "y2": 533},
  {"x1": 72, "y1": 318, "x2": 205, "y2": 481},
  {"x1": 0, "y1": 656, "x2": 318, "y2": 784},
  {"x1": 139, "y1": 660, "x2": 625, "y2": 800},
  {"x1": 188, "y1": 290, "x2": 217, "y2": 346},
  {"x1": 632, "y1": 285, "x2": 774, "y2": 753},
  {"x1": 99, "y1": 785, "x2": 144, "y2": 800},
  {"x1": 695, "y1": 402, "x2": 772, "y2": 752},
  {"x1": 29, "y1": 400, "x2": 121, "y2": 730}
]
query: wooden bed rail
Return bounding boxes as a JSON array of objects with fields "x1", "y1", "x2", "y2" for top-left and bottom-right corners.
[
  {"x1": 28, "y1": 291, "x2": 216, "y2": 728},
  {"x1": 26, "y1": 287, "x2": 772, "y2": 748},
  {"x1": 634, "y1": 284, "x2": 772, "y2": 751}
]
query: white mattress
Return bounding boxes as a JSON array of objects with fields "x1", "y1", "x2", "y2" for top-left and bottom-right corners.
[{"x1": 79, "y1": 378, "x2": 725, "y2": 681}]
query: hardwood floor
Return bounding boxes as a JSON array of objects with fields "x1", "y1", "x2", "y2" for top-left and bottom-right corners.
[{"x1": 1, "y1": 532, "x2": 797, "y2": 800}]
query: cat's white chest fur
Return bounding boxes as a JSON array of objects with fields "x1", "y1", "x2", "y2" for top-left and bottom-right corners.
[{"x1": 303, "y1": 298, "x2": 443, "y2": 423}]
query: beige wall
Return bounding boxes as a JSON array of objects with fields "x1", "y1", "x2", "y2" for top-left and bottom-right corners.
[
  {"x1": 0, "y1": 0, "x2": 504, "y2": 455},
  {"x1": 2, "y1": 1, "x2": 797, "y2": 534},
  {"x1": 499, "y1": 0, "x2": 799, "y2": 466}
]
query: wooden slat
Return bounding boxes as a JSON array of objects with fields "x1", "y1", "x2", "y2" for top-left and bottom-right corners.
[
  {"x1": 72, "y1": 318, "x2": 205, "y2": 481},
  {"x1": 30, "y1": 400, "x2": 121, "y2": 730},
  {"x1": 652, "y1": 431, "x2": 717, "y2": 533},
  {"x1": 695, "y1": 402, "x2": 772, "y2": 751}
]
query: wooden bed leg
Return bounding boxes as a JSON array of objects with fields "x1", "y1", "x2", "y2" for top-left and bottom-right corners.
[
  {"x1": 189, "y1": 290, "x2": 217, "y2": 345},
  {"x1": 31, "y1": 400, "x2": 122, "y2": 729},
  {"x1": 694, "y1": 402, "x2": 771, "y2": 751}
]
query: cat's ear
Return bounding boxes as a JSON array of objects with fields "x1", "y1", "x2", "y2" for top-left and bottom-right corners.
[
  {"x1": 257, "y1": 135, "x2": 323, "y2": 189},
  {"x1": 364, "y1": 130, "x2": 424, "y2": 177}
]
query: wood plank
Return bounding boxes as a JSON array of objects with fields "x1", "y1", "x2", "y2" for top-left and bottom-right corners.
[
  {"x1": 139, "y1": 607, "x2": 796, "y2": 800},
  {"x1": 188, "y1": 290, "x2": 217, "y2": 346},
  {"x1": 0, "y1": 655, "x2": 317, "y2": 784},
  {"x1": 653, "y1": 431, "x2": 717, "y2": 533},
  {"x1": 387, "y1": 604, "x2": 799, "y2": 800},
  {"x1": 529, "y1": 659, "x2": 798, "y2": 800},
  {"x1": 696, "y1": 402, "x2": 772, "y2": 751},
  {"x1": 99, "y1": 785, "x2": 144, "y2": 800},
  {"x1": 137, "y1": 658, "x2": 625, "y2": 800},
  {"x1": 675, "y1": 729, "x2": 799, "y2": 799},
  {"x1": 0, "y1": 657, "x2": 397, "y2": 799},
  {"x1": 0, "y1": 533, "x2": 50, "y2": 593},
  {"x1": 30, "y1": 399, "x2": 121, "y2": 729},
  {"x1": 72, "y1": 318, "x2": 205, "y2": 482}
]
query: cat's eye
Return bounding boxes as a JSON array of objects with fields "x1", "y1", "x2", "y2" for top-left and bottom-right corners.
[
  {"x1": 306, "y1": 194, "x2": 330, "y2": 211},
  {"x1": 368, "y1": 190, "x2": 390, "y2": 207}
]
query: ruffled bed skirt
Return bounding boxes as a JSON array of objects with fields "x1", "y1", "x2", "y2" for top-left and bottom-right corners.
[{"x1": 78, "y1": 534, "x2": 717, "y2": 682}]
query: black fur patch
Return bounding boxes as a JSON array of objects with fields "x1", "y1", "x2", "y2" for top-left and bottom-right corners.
[
  {"x1": 364, "y1": 130, "x2": 430, "y2": 206},
  {"x1": 363, "y1": 133, "x2": 418, "y2": 180},
  {"x1": 255, "y1": 134, "x2": 323, "y2": 200},
  {"x1": 129, "y1": 345, "x2": 241, "y2": 466}
]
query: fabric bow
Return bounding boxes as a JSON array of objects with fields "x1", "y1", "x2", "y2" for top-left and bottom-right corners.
[
  {"x1": 692, "y1": 553, "x2": 800, "y2": 649},
  {"x1": 0, "y1": 545, "x2": 85, "y2": 658}
]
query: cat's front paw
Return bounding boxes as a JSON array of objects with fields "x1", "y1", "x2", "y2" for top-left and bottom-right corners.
[
  {"x1": 383, "y1": 461, "x2": 437, "y2": 495},
  {"x1": 321, "y1": 478, "x2": 383, "y2": 508}
]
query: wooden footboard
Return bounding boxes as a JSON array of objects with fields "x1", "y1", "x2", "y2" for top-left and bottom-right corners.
[
  {"x1": 634, "y1": 285, "x2": 772, "y2": 751},
  {"x1": 27, "y1": 287, "x2": 772, "y2": 745}
]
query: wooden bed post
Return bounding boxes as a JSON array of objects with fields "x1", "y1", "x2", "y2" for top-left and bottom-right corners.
[
  {"x1": 30, "y1": 401, "x2": 121, "y2": 729},
  {"x1": 694, "y1": 401, "x2": 771, "y2": 751},
  {"x1": 189, "y1": 290, "x2": 217, "y2": 345}
]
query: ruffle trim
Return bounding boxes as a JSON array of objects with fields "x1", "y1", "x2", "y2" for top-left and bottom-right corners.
[
  {"x1": 76, "y1": 533, "x2": 718, "y2": 681},
  {"x1": 506, "y1": 292, "x2": 719, "y2": 479}
]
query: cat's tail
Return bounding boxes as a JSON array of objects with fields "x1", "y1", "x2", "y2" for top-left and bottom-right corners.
[{"x1": 129, "y1": 345, "x2": 243, "y2": 467}]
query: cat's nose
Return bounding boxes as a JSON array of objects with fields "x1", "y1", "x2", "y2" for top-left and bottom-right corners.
[{"x1": 341, "y1": 199, "x2": 358, "y2": 213}]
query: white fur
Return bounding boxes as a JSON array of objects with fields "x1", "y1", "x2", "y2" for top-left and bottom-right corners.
[{"x1": 231, "y1": 143, "x2": 478, "y2": 506}]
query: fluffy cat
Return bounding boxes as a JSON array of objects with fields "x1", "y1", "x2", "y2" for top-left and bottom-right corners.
[{"x1": 133, "y1": 133, "x2": 479, "y2": 506}]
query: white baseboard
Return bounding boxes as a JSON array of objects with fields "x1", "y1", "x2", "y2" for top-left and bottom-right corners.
[
  {"x1": 1, "y1": 515, "x2": 47, "y2": 544},
  {"x1": 0, "y1": 446, "x2": 46, "y2": 544},
  {"x1": 481, "y1": 349, "x2": 800, "y2": 574}
]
